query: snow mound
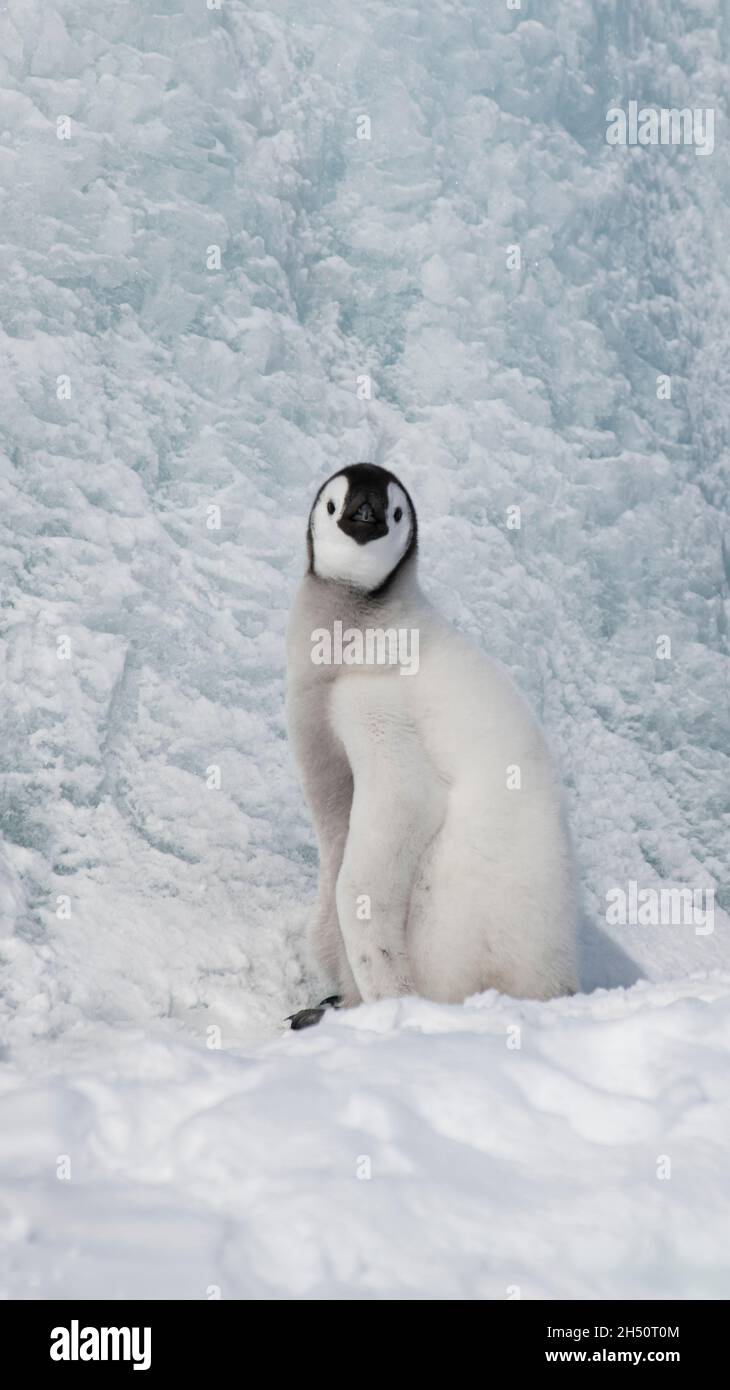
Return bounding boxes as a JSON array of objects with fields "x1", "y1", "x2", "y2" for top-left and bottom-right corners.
[{"x1": 2, "y1": 976, "x2": 730, "y2": 1299}]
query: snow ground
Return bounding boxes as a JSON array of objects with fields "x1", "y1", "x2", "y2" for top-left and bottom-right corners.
[{"x1": 0, "y1": 0, "x2": 729, "y2": 1298}]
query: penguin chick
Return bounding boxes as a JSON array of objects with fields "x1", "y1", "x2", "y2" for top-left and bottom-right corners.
[{"x1": 286, "y1": 463, "x2": 578, "y2": 1021}]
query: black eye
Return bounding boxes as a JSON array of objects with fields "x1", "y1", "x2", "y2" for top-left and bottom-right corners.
[
  {"x1": 393, "y1": 507, "x2": 403, "y2": 523},
  {"x1": 327, "y1": 500, "x2": 335, "y2": 515}
]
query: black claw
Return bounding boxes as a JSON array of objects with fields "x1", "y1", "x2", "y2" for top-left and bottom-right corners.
[
  {"x1": 286, "y1": 994, "x2": 343, "y2": 1030},
  {"x1": 288, "y1": 1007, "x2": 326, "y2": 1031}
]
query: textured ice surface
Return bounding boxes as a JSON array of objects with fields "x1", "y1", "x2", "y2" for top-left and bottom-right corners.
[{"x1": 0, "y1": 0, "x2": 729, "y2": 1298}]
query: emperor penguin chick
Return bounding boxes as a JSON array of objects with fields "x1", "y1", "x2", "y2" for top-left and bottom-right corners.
[{"x1": 286, "y1": 463, "x2": 578, "y2": 1025}]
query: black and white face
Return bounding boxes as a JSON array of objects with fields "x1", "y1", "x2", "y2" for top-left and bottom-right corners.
[{"x1": 308, "y1": 463, "x2": 417, "y2": 593}]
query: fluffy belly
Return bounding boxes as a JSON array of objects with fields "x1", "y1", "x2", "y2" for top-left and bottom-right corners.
[
  {"x1": 405, "y1": 799, "x2": 577, "y2": 1002},
  {"x1": 405, "y1": 817, "x2": 499, "y2": 1001}
]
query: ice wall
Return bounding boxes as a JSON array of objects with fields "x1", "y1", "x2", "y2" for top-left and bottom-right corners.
[{"x1": 1, "y1": 0, "x2": 728, "y2": 1049}]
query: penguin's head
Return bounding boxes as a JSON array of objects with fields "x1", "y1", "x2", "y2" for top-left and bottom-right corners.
[{"x1": 307, "y1": 463, "x2": 417, "y2": 595}]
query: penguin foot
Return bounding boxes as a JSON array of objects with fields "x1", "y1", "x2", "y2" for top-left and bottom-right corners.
[
  {"x1": 287, "y1": 994, "x2": 343, "y2": 1030},
  {"x1": 288, "y1": 1007, "x2": 325, "y2": 1030}
]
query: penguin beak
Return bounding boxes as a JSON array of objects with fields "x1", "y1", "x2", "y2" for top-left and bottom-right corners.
[{"x1": 338, "y1": 491, "x2": 388, "y2": 545}]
